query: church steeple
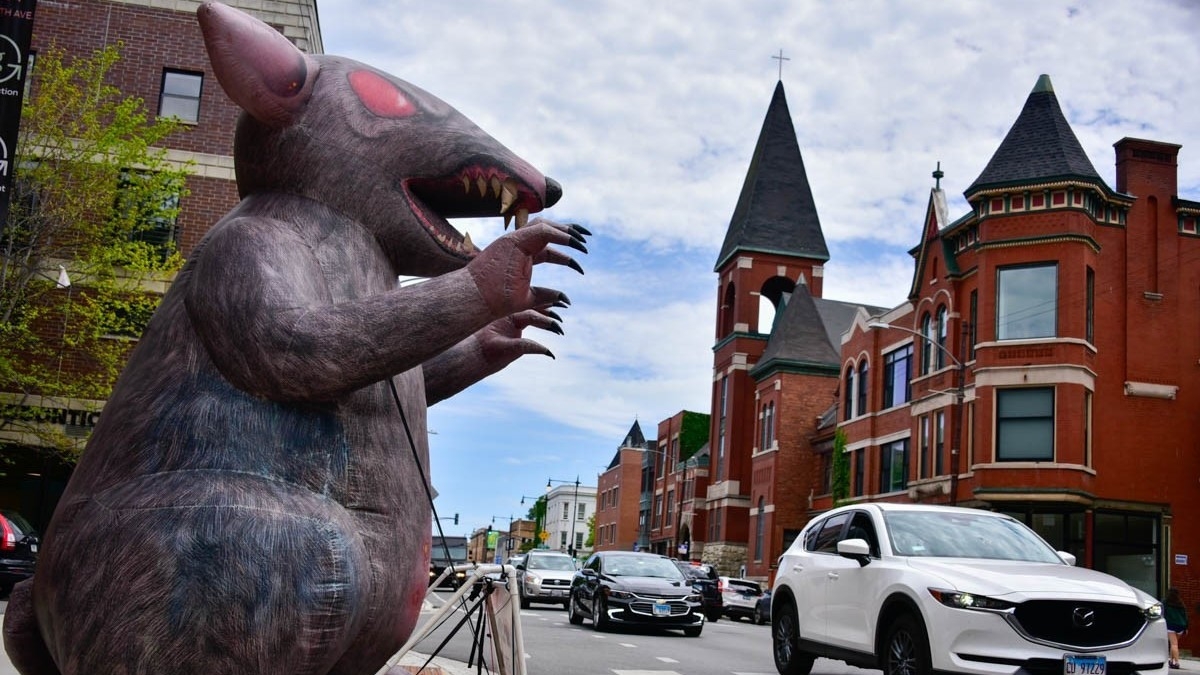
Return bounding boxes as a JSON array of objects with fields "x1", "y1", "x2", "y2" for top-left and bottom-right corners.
[
  {"x1": 966, "y1": 74, "x2": 1107, "y2": 199},
  {"x1": 714, "y1": 81, "x2": 829, "y2": 272}
]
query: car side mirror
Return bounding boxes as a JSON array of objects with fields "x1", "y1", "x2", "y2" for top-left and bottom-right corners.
[
  {"x1": 515, "y1": 563, "x2": 526, "y2": 571},
  {"x1": 1057, "y1": 551, "x2": 1077, "y2": 566},
  {"x1": 580, "y1": 568, "x2": 597, "y2": 578},
  {"x1": 837, "y1": 538, "x2": 872, "y2": 567}
]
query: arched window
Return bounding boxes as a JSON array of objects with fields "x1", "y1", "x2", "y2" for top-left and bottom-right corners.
[
  {"x1": 921, "y1": 313, "x2": 934, "y2": 375},
  {"x1": 754, "y1": 496, "x2": 766, "y2": 561},
  {"x1": 719, "y1": 283, "x2": 736, "y2": 337},
  {"x1": 856, "y1": 360, "x2": 868, "y2": 416},
  {"x1": 936, "y1": 305, "x2": 948, "y2": 370},
  {"x1": 843, "y1": 365, "x2": 854, "y2": 420}
]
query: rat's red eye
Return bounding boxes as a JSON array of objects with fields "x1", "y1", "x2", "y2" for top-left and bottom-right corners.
[{"x1": 349, "y1": 70, "x2": 417, "y2": 118}]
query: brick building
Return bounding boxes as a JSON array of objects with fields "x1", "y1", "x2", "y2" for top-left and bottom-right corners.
[
  {"x1": 0, "y1": 0, "x2": 321, "y2": 528},
  {"x1": 704, "y1": 81, "x2": 880, "y2": 576},
  {"x1": 836, "y1": 75, "x2": 1200, "y2": 628},
  {"x1": 595, "y1": 421, "x2": 653, "y2": 553},
  {"x1": 690, "y1": 74, "x2": 1199, "y2": 654}
]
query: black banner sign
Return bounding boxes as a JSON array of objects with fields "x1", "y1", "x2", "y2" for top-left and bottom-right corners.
[{"x1": 0, "y1": 0, "x2": 36, "y2": 233}]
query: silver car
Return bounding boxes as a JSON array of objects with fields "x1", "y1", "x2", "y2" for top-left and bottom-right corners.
[{"x1": 517, "y1": 550, "x2": 577, "y2": 608}]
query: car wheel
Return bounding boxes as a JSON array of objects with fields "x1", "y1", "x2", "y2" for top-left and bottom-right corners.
[
  {"x1": 755, "y1": 605, "x2": 768, "y2": 625},
  {"x1": 592, "y1": 596, "x2": 610, "y2": 632},
  {"x1": 567, "y1": 592, "x2": 584, "y2": 625},
  {"x1": 519, "y1": 591, "x2": 530, "y2": 610},
  {"x1": 706, "y1": 609, "x2": 721, "y2": 622},
  {"x1": 882, "y1": 613, "x2": 931, "y2": 675},
  {"x1": 772, "y1": 600, "x2": 815, "y2": 675},
  {"x1": 683, "y1": 624, "x2": 703, "y2": 637}
]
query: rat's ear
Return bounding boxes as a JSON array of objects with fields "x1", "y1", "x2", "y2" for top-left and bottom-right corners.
[{"x1": 197, "y1": 1, "x2": 317, "y2": 127}]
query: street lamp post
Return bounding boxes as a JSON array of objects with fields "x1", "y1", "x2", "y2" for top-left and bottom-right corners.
[
  {"x1": 490, "y1": 514, "x2": 515, "y2": 561},
  {"x1": 548, "y1": 476, "x2": 581, "y2": 558},
  {"x1": 868, "y1": 321, "x2": 967, "y2": 505}
]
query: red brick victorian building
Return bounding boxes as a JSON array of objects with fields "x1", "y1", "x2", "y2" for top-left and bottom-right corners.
[
  {"x1": 675, "y1": 74, "x2": 1198, "y2": 636},
  {"x1": 837, "y1": 75, "x2": 1200, "y2": 613}
]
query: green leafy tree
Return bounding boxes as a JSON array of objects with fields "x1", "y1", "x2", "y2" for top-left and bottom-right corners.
[
  {"x1": 584, "y1": 513, "x2": 595, "y2": 548},
  {"x1": 0, "y1": 43, "x2": 191, "y2": 462},
  {"x1": 831, "y1": 428, "x2": 850, "y2": 505}
]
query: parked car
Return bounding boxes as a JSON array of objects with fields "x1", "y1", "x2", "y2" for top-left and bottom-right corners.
[
  {"x1": 720, "y1": 576, "x2": 764, "y2": 621},
  {"x1": 569, "y1": 551, "x2": 705, "y2": 637},
  {"x1": 770, "y1": 503, "x2": 1168, "y2": 675},
  {"x1": 673, "y1": 560, "x2": 723, "y2": 622},
  {"x1": 516, "y1": 550, "x2": 576, "y2": 609},
  {"x1": 0, "y1": 511, "x2": 38, "y2": 597},
  {"x1": 754, "y1": 589, "x2": 771, "y2": 625}
]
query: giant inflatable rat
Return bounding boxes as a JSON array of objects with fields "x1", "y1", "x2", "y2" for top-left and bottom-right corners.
[{"x1": 1, "y1": 3, "x2": 587, "y2": 674}]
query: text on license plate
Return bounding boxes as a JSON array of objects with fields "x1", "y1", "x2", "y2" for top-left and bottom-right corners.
[
  {"x1": 1064, "y1": 654, "x2": 1106, "y2": 675},
  {"x1": 652, "y1": 603, "x2": 671, "y2": 617}
]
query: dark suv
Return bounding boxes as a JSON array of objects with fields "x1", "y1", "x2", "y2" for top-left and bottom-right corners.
[
  {"x1": 673, "y1": 560, "x2": 722, "y2": 622},
  {"x1": 0, "y1": 511, "x2": 38, "y2": 596}
]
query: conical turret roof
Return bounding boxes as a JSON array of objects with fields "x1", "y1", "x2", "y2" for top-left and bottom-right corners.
[
  {"x1": 714, "y1": 81, "x2": 829, "y2": 271},
  {"x1": 967, "y1": 75, "x2": 1104, "y2": 198}
]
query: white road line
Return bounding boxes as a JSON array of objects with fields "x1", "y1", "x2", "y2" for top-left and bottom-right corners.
[
  {"x1": 619, "y1": 642, "x2": 637, "y2": 648},
  {"x1": 656, "y1": 656, "x2": 679, "y2": 663},
  {"x1": 613, "y1": 671, "x2": 682, "y2": 675}
]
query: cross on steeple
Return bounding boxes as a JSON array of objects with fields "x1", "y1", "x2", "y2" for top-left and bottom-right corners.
[
  {"x1": 772, "y1": 49, "x2": 790, "y2": 81},
  {"x1": 933, "y1": 161, "x2": 944, "y2": 189}
]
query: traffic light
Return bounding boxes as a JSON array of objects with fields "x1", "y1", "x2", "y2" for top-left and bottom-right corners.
[{"x1": 453, "y1": 513, "x2": 459, "y2": 525}]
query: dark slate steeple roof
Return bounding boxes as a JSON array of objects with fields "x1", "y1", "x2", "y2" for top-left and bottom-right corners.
[
  {"x1": 967, "y1": 75, "x2": 1104, "y2": 198},
  {"x1": 755, "y1": 282, "x2": 840, "y2": 370},
  {"x1": 620, "y1": 420, "x2": 646, "y2": 449},
  {"x1": 714, "y1": 81, "x2": 830, "y2": 271}
]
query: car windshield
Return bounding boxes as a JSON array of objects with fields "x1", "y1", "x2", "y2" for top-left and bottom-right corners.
[
  {"x1": 606, "y1": 556, "x2": 684, "y2": 579},
  {"x1": 729, "y1": 581, "x2": 761, "y2": 595},
  {"x1": 1, "y1": 511, "x2": 33, "y2": 536},
  {"x1": 527, "y1": 556, "x2": 575, "y2": 571},
  {"x1": 884, "y1": 510, "x2": 1062, "y2": 563}
]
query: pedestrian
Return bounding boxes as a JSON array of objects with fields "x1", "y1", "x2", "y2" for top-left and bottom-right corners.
[{"x1": 1165, "y1": 587, "x2": 1189, "y2": 669}]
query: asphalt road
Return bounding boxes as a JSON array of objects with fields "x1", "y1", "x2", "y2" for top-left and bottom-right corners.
[{"x1": 410, "y1": 590, "x2": 884, "y2": 675}]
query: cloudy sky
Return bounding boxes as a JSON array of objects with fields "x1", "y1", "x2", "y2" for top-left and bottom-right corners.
[{"x1": 316, "y1": 1, "x2": 1200, "y2": 543}]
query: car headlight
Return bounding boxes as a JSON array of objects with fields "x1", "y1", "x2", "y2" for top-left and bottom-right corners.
[
  {"x1": 604, "y1": 588, "x2": 634, "y2": 600},
  {"x1": 525, "y1": 573, "x2": 540, "y2": 584},
  {"x1": 1144, "y1": 602, "x2": 1163, "y2": 620},
  {"x1": 686, "y1": 593, "x2": 701, "y2": 603},
  {"x1": 928, "y1": 588, "x2": 1015, "y2": 611}
]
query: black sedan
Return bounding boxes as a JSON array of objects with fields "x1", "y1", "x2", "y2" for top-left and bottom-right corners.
[
  {"x1": 568, "y1": 551, "x2": 704, "y2": 637},
  {"x1": 0, "y1": 511, "x2": 37, "y2": 597}
]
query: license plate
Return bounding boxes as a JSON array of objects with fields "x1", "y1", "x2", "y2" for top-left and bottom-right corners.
[
  {"x1": 652, "y1": 603, "x2": 671, "y2": 617},
  {"x1": 551, "y1": 589, "x2": 563, "y2": 597},
  {"x1": 30, "y1": 544, "x2": 36, "y2": 553},
  {"x1": 1064, "y1": 654, "x2": 1106, "y2": 675}
]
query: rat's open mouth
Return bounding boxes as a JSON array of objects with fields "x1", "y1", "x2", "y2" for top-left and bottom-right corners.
[{"x1": 405, "y1": 165, "x2": 561, "y2": 258}]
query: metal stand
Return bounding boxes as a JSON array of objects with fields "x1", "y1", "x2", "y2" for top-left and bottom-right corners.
[{"x1": 374, "y1": 563, "x2": 525, "y2": 675}]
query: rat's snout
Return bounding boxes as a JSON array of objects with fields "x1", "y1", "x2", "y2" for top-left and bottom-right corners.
[{"x1": 545, "y1": 177, "x2": 562, "y2": 209}]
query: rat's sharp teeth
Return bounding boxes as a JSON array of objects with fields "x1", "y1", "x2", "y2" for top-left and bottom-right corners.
[
  {"x1": 490, "y1": 177, "x2": 501, "y2": 198},
  {"x1": 463, "y1": 231, "x2": 474, "y2": 251},
  {"x1": 500, "y1": 185, "x2": 516, "y2": 214},
  {"x1": 503, "y1": 213, "x2": 513, "y2": 230},
  {"x1": 515, "y1": 208, "x2": 529, "y2": 229},
  {"x1": 476, "y1": 177, "x2": 487, "y2": 197},
  {"x1": 462, "y1": 176, "x2": 470, "y2": 193}
]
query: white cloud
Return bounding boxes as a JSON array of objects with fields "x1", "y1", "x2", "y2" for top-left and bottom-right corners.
[{"x1": 317, "y1": 0, "x2": 1200, "y2": 531}]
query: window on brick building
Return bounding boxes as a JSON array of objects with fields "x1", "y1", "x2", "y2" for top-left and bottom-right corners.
[
  {"x1": 936, "y1": 305, "x2": 948, "y2": 369},
  {"x1": 919, "y1": 414, "x2": 930, "y2": 479},
  {"x1": 921, "y1": 313, "x2": 934, "y2": 374},
  {"x1": 666, "y1": 490, "x2": 674, "y2": 525},
  {"x1": 1086, "y1": 267, "x2": 1095, "y2": 344},
  {"x1": 853, "y1": 450, "x2": 864, "y2": 497},
  {"x1": 883, "y1": 344, "x2": 913, "y2": 408},
  {"x1": 754, "y1": 496, "x2": 765, "y2": 561},
  {"x1": 115, "y1": 169, "x2": 184, "y2": 263},
  {"x1": 760, "y1": 401, "x2": 776, "y2": 450},
  {"x1": 997, "y1": 263, "x2": 1057, "y2": 340},
  {"x1": 969, "y1": 290, "x2": 978, "y2": 360},
  {"x1": 843, "y1": 365, "x2": 854, "y2": 420},
  {"x1": 996, "y1": 387, "x2": 1054, "y2": 461},
  {"x1": 159, "y1": 69, "x2": 203, "y2": 124},
  {"x1": 856, "y1": 360, "x2": 868, "y2": 415},
  {"x1": 652, "y1": 495, "x2": 662, "y2": 529},
  {"x1": 935, "y1": 411, "x2": 945, "y2": 475},
  {"x1": 717, "y1": 376, "x2": 728, "y2": 481},
  {"x1": 879, "y1": 439, "x2": 909, "y2": 493}
]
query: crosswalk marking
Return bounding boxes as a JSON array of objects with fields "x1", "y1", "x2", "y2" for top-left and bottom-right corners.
[{"x1": 619, "y1": 642, "x2": 637, "y2": 648}]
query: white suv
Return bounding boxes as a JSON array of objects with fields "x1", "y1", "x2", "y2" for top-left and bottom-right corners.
[{"x1": 770, "y1": 503, "x2": 1168, "y2": 675}]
